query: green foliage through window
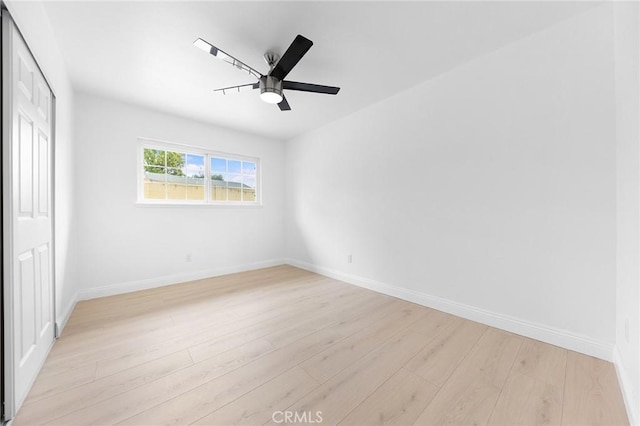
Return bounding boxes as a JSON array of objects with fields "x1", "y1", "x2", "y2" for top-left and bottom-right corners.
[{"x1": 143, "y1": 149, "x2": 185, "y2": 176}]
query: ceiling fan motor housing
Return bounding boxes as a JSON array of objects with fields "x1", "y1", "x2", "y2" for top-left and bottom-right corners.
[{"x1": 259, "y1": 75, "x2": 283, "y2": 103}]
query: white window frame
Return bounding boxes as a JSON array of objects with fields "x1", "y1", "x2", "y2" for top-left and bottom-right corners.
[{"x1": 136, "y1": 138, "x2": 261, "y2": 206}]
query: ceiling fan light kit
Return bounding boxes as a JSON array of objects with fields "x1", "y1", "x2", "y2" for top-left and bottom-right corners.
[
  {"x1": 194, "y1": 34, "x2": 340, "y2": 111},
  {"x1": 259, "y1": 76, "x2": 284, "y2": 104}
]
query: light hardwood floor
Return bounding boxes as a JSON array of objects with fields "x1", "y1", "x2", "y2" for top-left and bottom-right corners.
[{"x1": 14, "y1": 265, "x2": 628, "y2": 426}]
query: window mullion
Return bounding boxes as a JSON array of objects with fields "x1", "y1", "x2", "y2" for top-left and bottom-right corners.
[
  {"x1": 164, "y1": 151, "x2": 168, "y2": 200},
  {"x1": 205, "y1": 154, "x2": 211, "y2": 203}
]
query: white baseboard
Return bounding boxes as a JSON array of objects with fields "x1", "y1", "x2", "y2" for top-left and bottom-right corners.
[
  {"x1": 55, "y1": 291, "x2": 78, "y2": 337},
  {"x1": 286, "y1": 258, "x2": 614, "y2": 361},
  {"x1": 613, "y1": 345, "x2": 639, "y2": 425},
  {"x1": 77, "y1": 259, "x2": 285, "y2": 300}
]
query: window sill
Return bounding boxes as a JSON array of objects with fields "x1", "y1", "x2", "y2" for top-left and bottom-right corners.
[{"x1": 135, "y1": 201, "x2": 263, "y2": 208}]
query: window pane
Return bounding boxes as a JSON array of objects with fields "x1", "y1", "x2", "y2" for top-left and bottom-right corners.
[
  {"x1": 144, "y1": 182, "x2": 166, "y2": 199},
  {"x1": 227, "y1": 173, "x2": 242, "y2": 201},
  {"x1": 166, "y1": 169, "x2": 186, "y2": 200},
  {"x1": 242, "y1": 188, "x2": 256, "y2": 201},
  {"x1": 211, "y1": 172, "x2": 224, "y2": 182},
  {"x1": 144, "y1": 168, "x2": 166, "y2": 199},
  {"x1": 243, "y1": 175, "x2": 256, "y2": 189},
  {"x1": 228, "y1": 187, "x2": 242, "y2": 201},
  {"x1": 228, "y1": 160, "x2": 241, "y2": 174},
  {"x1": 166, "y1": 167, "x2": 184, "y2": 177},
  {"x1": 211, "y1": 157, "x2": 226, "y2": 173},
  {"x1": 211, "y1": 178, "x2": 227, "y2": 201},
  {"x1": 144, "y1": 148, "x2": 166, "y2": 173},
  {"x1": 228, "y1": 174, "x2": 241, "y2": 185},
  {"x1": 186, "y1": 154, "x2": 205, "y2": 177},
  {"x1": 228, "y1": 173, "x2": 242, "y2": 184},
  {"x1": 242, "y1": 175, "x2": 256, "y2": 202},
  {"x1": 166, "y1": 151, "x2": 185, "y2": 170},
  {"x1": 187, "y1": 184, "x2": 204, "y2": 200},
  {"x1": 186, "y1": 154, "x2": 205, "y2": 200},
  {"x1": 144, "y1": 168, "x2": 166, "y2": 181},
  {"x1": 242, "y1": 161, "x2": 256, "y2": 175}
]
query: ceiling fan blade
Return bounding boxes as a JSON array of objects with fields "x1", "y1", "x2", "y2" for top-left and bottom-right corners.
[
  {"x1": 269, "y1": 35, "x2": 313, "y2": 80},
  {"x1": 213, "y1": 82, "x2": 259, "y2": 94},
  {"x1": 194, "y1": 38, "x2": 262, "y2": 79},
  {"x1": 278, "y1": 96, "x2": 291, "y2": 111},
  {"x1": 283, "y1": 81, "x2": 340, "y2": 95}
]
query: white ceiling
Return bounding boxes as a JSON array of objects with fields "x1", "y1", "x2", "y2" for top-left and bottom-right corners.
[{"x1": 43, "y1": 1, "x2": 596, "y2": 140}]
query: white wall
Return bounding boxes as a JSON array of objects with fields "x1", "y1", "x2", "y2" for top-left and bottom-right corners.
[
  {"x1": 4, "y1": 1, "x2": 78, "y2": 330},
  {"x1": 73, "y1": 93, "x2": 285, "y2": 298},
  {"x1": 614, "y1": 2, "x2": 640, "y2": 424},
  {"x1": 286, "y1": 5, "x2": 617, "y2": 358}
]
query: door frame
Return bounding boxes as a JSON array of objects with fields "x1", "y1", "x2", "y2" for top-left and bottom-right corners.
[{"x1": 1, "y1": 8, "x2": 57, "y2": 422}]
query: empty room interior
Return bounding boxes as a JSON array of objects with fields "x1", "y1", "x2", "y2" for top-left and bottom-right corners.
[{"x1": 1, "y1": 0, "x2": 639, "y2": 425}]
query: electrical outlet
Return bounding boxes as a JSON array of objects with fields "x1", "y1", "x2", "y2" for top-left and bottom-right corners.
[
  {"x1": 186, "y1": 254, "x2": 192, "y2": 262},
  {"x1": 347, "y1": 254, "x2": 352, "y2": 264}
]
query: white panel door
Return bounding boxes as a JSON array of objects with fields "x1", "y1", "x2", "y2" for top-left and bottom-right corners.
[{"x1": 2, "y1": 13, "x2": 55, "y2": 414}]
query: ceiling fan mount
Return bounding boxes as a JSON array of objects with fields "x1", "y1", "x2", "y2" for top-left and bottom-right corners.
[
  {"x1": 263, "y1": 51, "x2": 280, "y2": 69},
  {"x1": 194, "y1": 35, "x2": 340, "y2": 111}
]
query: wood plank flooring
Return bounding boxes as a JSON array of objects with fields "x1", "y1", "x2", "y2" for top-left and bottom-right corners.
[{"x1": 13, "y1": 265, "x2": 628, "y2": 426}]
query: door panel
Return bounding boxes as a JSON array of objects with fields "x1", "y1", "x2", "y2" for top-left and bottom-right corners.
[
  {"x1": 37, "y1": 244, "x2": 51, "y2": 337},
  {"x1": 3, "y1": 13, "x2": 55, "y2": 416},
  {"x1": 36, "y1": 81, "x2": 49, "y2": 121},
  {"x1": 38, "y1": 133, "x2": 48, "y2": 216},
  {"x1": 18, "y1": 112, "x2": 33, "y2": 216},
  {"x1": 16, "y1": 54, "x2": 32, "y2": 100},
  {"x1": 17, "y1": 251, "x2": 35, "y2": 364}
]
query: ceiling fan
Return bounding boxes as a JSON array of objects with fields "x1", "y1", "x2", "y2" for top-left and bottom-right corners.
[{"x1": 193, "y1": 35, "x2": 340, "y2": 111}]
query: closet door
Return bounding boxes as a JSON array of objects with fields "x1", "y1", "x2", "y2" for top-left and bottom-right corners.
[{"x1": 2, "y1": 12, "x2": 55, "y2": 417}]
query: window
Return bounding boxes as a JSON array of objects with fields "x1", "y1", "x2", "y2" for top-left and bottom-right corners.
[{"x1": 139, "y1": 140, "x2": 260, "y2": 205}]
